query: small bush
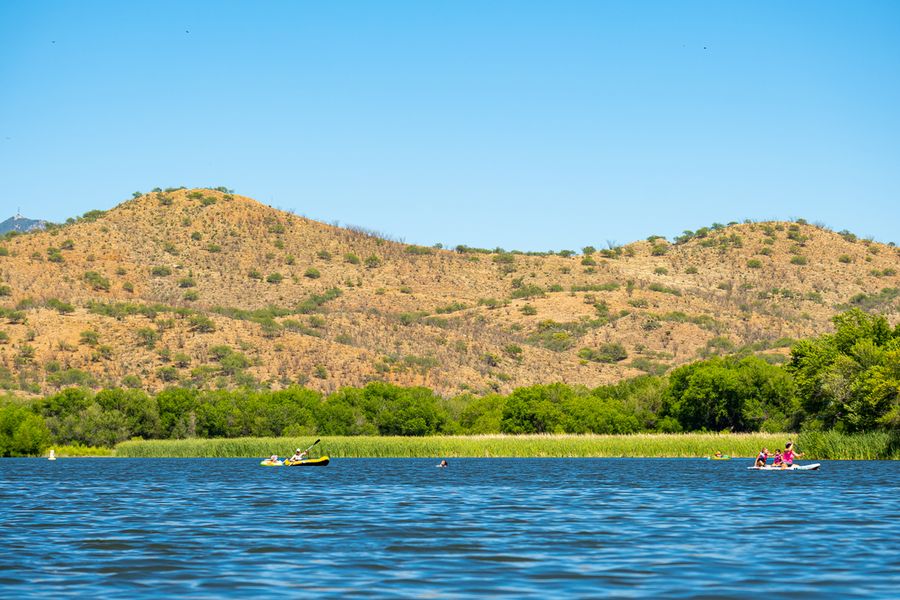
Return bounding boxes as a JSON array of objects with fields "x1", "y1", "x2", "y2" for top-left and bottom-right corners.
[
  {"x1": 790, "y1": 255, "x2": 808, "y2": 266},
  {"x1": 266, "y1": 273, "x2": 283, "y2": 284},
  {"x1": 136, "y1": 327, "x2": 158, "y2": 348},
  {"x1": 151, "y1": 266, "x2": 172, "y2": 277},
  {"x1": 510, "y1": 285, "x2": 545, "y2": 300},
  {"x1": 178, "y1": 277, "x2": 196, "y2": 288},
  {"x1": 578, "y1": 343, "x2": 628, "y2": 363},
  {"x1": 79, "y1": 330, "x2": 100, "y2": 346},
  {"x1": 0, "y1": 285, "x2": 10, "y2": 297},
  {"x1": 157, "y1": 366, "x2": 179, "y2": 382},
  {"x1": 747, "y1": 259, "x2": 762, "y2": 269},
  {"x1": 47, "y1": 298, "x2": 75, "y2": 314},
  {"x1": 304, "y1": 267, "x2": 321, "y2": 279},
  {"x1": 206, "y1": 244, "x2": 221, "y2": 253},
  {"x1": 364, "y1": 255, "x2": 382, "y2": 269},
  {"x1": 188, "y1": 314, "x2": 216, "y2": 333},
  {"x1": 648, "y1": 283, "x2": 681, "y2": 296},
  {"x1": 344, "y1": 253, "x2": 361, "y2": 265},
  {"x1": 83, "y1": 271, "x2": 111, "y2": 291}
]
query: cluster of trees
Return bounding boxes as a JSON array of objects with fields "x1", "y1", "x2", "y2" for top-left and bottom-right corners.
[
  {"x1": 1, "y1": 310, "x2": 896, "y2": 456},
  {"x1": 788, "y1": 309, "x2": 900, "y2": 432}
]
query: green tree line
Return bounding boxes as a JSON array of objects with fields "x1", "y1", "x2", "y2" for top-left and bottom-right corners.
[{"x1": 1, "y1": 309, "x2": 897, "y2": 456}]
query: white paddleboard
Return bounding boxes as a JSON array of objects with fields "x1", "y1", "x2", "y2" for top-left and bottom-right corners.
[{"x1": 748, "y1": 463, "x2": 820, "y2": 471}]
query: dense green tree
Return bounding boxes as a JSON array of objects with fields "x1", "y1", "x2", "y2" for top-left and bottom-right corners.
[
  {"x1": 156, "y1": 388, "x2": 199, "y2": 438},
  {"x1": 663, "y1": 356, "x2": 793, "y2": 432},
  {"x1": 500, "y1": 384, "x2": 570, "y2": 434},
  {"x1": 0, "y1": 403, "x2": 50, "y2": 456},
  {"x1": 788, "y1": 309, "x2": 900, "y2": 431},
  {"x1": 459, "y1": 394, "x2": 505, "y2": 433}
]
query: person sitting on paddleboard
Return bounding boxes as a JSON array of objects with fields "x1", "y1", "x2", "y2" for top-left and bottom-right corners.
[
  {"x1": 755, "y1": 448, "x2": 769, "y2": 468},
  {"x1": 771, "y1": 449, "x2": 783, "y2": 467},
  {"x1": 781, "y1": 442, "x2": 803, "y2": 468}
]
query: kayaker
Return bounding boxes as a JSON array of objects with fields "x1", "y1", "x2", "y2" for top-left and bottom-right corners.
[
  {"x1": 781, "y1": 442, "x2": 803, "y2": 468},
  {"x1": 290, "y1": 448, "x2": 308, "y2": 462},
  {"x1": 714, "y1": 451, "x2": 723, "y2": 458},
  {"x1": 755, "y1": 448, "x2": 769, "y2": 468}
]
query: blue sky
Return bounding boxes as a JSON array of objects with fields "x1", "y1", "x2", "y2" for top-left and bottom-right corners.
[{"x1": 1, "y1": 1, "x2": 898, "y2": 250}]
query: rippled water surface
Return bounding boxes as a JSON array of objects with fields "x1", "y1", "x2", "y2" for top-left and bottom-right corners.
[{"x1": 2, "y1": 458, "x2": 899, "y2": 598}]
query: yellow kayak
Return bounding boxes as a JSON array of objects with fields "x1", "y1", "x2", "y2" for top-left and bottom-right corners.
[{"x1": 284, "y1": 456, "x2": 330, "y2": 467}]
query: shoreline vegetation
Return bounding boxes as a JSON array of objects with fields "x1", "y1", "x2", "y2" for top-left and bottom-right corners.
[
  {"x1": 113, "y1": 432, "x2": 898, "y2": 460},
  {"x1": 2, "y1": 309, "x2": 896, "y2": 459}
]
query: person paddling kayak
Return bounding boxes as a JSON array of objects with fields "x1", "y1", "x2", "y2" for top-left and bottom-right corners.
[{"x1": 289, "y1": 448, "x2": 309, "y2": 462}]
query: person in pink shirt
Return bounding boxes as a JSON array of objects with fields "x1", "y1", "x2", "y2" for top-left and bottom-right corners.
[{"x1": 780, "y1": 440, "x2": 803, "y2": 468}]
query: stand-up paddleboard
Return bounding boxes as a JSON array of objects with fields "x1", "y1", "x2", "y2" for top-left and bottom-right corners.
[
  {"x1": 48, "y1": 449, "x2": 56, "y2": 461},
  {"x1": 748, "y1": 463, "x2": 820, "y2": 471}
]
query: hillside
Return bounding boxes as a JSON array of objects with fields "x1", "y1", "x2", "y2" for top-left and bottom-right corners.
[{"x1": 1, "y1": 188, "x2": 898, "y2": 396}]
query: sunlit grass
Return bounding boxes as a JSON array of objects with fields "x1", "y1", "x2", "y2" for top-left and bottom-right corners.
[
  {"x1": 50, "y1": 444, "x2": 115, "y2": 457},
  {"x1": 114, "y1": 432, "x2": 899, "y2": 459}
]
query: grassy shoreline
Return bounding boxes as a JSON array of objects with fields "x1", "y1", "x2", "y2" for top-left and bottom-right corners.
[{"x1": 112, "y1": 432, "x2": 899, "y2": 460}]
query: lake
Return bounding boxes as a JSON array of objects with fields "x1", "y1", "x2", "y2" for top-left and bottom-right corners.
[{"x1": 1, "y1": 458, "x2": 898, "y2": 598}]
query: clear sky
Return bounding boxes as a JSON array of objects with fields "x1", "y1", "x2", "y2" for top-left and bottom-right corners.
[{"x1": 1, "y1": 1, "x2": 898, "y2": 250}]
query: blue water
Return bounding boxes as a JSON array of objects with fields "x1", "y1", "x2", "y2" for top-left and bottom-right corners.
[{"x1": 1, "y1": 458, "x2": 898, "y2": 598}]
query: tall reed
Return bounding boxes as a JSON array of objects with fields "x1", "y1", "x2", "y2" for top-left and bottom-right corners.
[{"x1": 114, "y1": 432, "x2": 900, "y2": 459}]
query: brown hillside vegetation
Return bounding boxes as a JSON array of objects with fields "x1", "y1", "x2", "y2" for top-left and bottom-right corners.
[{"x1": 1, "y1": 188, "x2": 898, "y2": 396}]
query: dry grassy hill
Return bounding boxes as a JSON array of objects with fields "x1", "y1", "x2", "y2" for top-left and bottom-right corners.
[{"x1": 1, "y1": 188, "x2": 898, "y2": 396}]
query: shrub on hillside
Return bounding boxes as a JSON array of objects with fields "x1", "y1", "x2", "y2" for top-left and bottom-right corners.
[
  {"x1": 578, "y1": 343, "x2": 628, "y2": 363},
  {"x1": 83, "y1": 271, "x2": 111, "y2": 291}
]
